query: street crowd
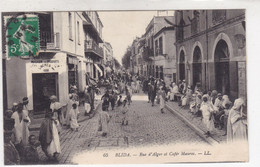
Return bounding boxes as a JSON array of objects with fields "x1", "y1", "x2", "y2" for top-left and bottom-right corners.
[
  {"x1": 3, "y1": 85, "x2": 99, "y2": 165},
  {"x1": 142, "y1": 76, "x2": 247, "y2": 141},
  {"x1": 3, "y1": 71, "x2": 248, "y2": 165}
]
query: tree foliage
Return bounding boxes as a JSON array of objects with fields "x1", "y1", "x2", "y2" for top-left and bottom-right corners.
[
  {"x1": 114, "y1": 58, "x2": 121, "y2": 69},
  {"x1": 121, "y1": 48, "x2": 131, "y2": 69}
]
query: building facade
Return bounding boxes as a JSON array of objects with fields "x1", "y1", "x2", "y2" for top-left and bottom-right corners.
[
  {"x1": 130, "y1": 37, "x2": 140, "y2": 74},
  {"x1": 153, "y1": 26, "x2": 176, "y2": 86},
  {"x1": 102, "y1": 42, "x2": 114, "y2": 77},
  {"x1": 144, "y1": 16, "x2": 175, "y2": 81},
  {"x1": 175, "y1": 10, "x2": 246, "y2": 100},
  {"x1": 82, "y1": 11, "x2": 104, "y2": 84},
  {"x1": 2, "y1": 11, "x2": 104, "y2": 113}
]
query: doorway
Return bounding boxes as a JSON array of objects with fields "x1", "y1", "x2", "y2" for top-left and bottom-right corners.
[
  {"x1": 214, "y1": 39, "x2": 230, "y2": 95},
  {"x1": 179, "y1": 50, "x2": 185, "y2": 81},
  {"x1": 32, "y1": 73, "x2": 59, "y2": 113},
  {"x1": 192, "y1": 46, "x2": 202, "y2": 87}
]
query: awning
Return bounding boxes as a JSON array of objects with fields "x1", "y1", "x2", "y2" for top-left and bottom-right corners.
[
  {"x1": 94, "y1": 64, "x2": 103, "y2": 76},
  {"x1": 85, "y1": 73, "x2": 97, "y2": 86},
  {"x1": 105, "y1": 66, "x2": 112, "y2": 73}
]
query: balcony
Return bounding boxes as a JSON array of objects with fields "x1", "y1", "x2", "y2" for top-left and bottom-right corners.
[
  {"x1": 40, "y1": 31, "x2": 60, "y2": 50},
  {"x1": 85, "y1": 40, "x2": 103, "y2": 59}
]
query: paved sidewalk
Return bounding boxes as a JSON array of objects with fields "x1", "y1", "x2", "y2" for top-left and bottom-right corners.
[{"x1": 165, "y1": 101, "x2": 227, "y2": 144}]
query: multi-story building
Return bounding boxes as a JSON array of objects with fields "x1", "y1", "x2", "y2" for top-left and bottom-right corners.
[
  {"x1": 2, "y1": 11, "x2": 104, "y2": 113},
  {"x1": 136, "y1": 37, "x2": 146, "y2": 76},
  {"x1": 130, "y1": 37, "x2": 140, "y2": 74},
  {"x1": 102, "y1": 41, "x2": 114, "y2": 77},
  {"x1": 153, "y1": 25, "x2": 176, "y2": 85},
  {"x1": 82, "y1": 11, "x2": 104, "y2": 83},
  {"x1": 144, "y1": 16, "x2": 175, "y2": 79},
  {"x1": 175, "y1": 10, "x2": 246, "y2": 100}
]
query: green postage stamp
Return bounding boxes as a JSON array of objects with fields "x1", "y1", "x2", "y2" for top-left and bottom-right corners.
[{"x1": 5, "y1": 14, "x2": 40, "y2": 57}]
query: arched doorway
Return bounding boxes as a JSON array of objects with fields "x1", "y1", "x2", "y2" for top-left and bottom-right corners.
[
  {"x1": 179, "y1": 50, "x2": 185, "y2": 81},
  {"x1": 214, "y1": 39, "x2": 230, "y2": 95},
  {"x1": 192, "y1": 46, "x2": 202, "y2": 88}
]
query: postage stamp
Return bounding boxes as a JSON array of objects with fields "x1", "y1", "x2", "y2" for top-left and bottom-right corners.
[{"x1": 5, "y1": 14, "x2": 40, "y2": 57}]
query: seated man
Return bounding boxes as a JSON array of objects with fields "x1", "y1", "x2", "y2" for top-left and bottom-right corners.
[
  {"x1": 22, "y1": 135, "x2": 40, "y2": 164},
  {"x1": 213, "y1": 93, "x2": 225, "y2": 129}
]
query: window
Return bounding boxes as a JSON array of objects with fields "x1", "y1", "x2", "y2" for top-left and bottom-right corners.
[
  {"x1": 69, "y1": 12, "x2": 73, "y2": 40},
  {"x1": 191, "y1": 10, "x2": 200, "y2": 35},
  {"x1": 159, "y1": 37, "x2": 163, "y2": 55},
  {"x1": 212, "y1": 10, "x2": 226, "y2": 25},
  {"x1": 77, "y1": 21, "x2": 80, "y2": 44},
  {"x1": 155, "y1": 40, "x2": 158, "y2": 56}
]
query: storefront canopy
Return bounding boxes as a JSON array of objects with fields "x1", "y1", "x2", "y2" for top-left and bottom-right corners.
[
  {"x1": 105, "y1": 66, "x2": 112, "y2": 73},
  {"x1": 94, "y1": 64, "x2": 103, "y2": 76}
]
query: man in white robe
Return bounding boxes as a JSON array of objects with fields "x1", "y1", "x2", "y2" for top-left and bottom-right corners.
[
  {"x1": 11, "y1": 103, "x2": 31, "y2": 147},
  {"x1": 227, "y1": 98, "x2": 247, "y2": 143}
]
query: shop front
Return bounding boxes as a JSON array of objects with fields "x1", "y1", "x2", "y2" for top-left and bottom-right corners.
[
  {"x1": 67, "y1": 56, "x2": 79, "y2": 93},
  {"x1": 26, "y1": 52, "x2": 68, "y2": 113}
]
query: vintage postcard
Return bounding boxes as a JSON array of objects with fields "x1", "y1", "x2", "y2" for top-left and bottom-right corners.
[{"x1": 1, "y1": 8, "x2": 249, "y2": 165}]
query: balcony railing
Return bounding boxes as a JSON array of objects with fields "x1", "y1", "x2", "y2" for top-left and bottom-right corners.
[
  {"x1": 85, "y1": 40, "x2": 103, "y2": 58},
  {"x1": 40, "y1": 31, "x2": 60, "y2": 50}
]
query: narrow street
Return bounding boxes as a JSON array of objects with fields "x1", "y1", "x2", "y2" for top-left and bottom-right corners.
[
  {"x1": 37, "y1": 92, "x2": 208, "y2": 164},
  {"x1": 2, "y1": 10, "x2": 248, "y2": 165}
]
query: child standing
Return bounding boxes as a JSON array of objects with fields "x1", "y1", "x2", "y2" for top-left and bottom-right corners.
[
  {"x1": 121, "y1": 99, "x2": 130, "y2": 125},
  {"x1": 200, "y1": 95, "x2": 215, "y2": 137},
  {"x1": 190, "y1": 94, "x2": 197, "y2": 114},
  {"x1": 101, "y1": 91, "x2": 110, "y2": 111},
  {"x1": 222, "y1": 95, "x2": 232, "y2": 136},
  {"x1": 117, "y1": 95, "x2": 123, "y2": 107},
  {"x1": 195, "y1": 93, "x2": 202, "y2": 117},
  {"x1": 125, "y1": 86, "x2": 132, "y2": 105},
  {"x1": 157, "y1": 86, "x2": 166, "y2": 114},
  {"x1": 99, "y1": 107, "x2": 111, "y2": 137},
  {"x1": 68, "y1": 103, "x2": 80, "y2": 131}
]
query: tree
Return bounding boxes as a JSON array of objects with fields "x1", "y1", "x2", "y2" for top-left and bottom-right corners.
[
  {"x1": 114, "y1": 58, "x2": 121, "y2": 69},
  {"x1": 122, "y1": 48, "x2": 131, "y2": 69}
]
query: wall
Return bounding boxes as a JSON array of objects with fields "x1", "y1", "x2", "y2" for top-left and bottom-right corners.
[
  {"x1": 176, "y1": 10, "x2": 246, "y2": 99},
  {"x1": 6, "y1": 57, "x2": 28, "y2": 109},
  {"x1": 58, "y1": 12, "x2": 84, "y2": 57}
]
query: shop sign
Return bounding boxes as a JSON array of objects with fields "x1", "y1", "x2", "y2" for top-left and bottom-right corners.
[{"x1": 30, "y1": 59, "x2": 62, "y2": 72}]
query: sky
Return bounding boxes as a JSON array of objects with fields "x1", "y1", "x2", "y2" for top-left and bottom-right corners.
[{"x1": 98, "y1": 11, "x2": 174, "y2": 65}]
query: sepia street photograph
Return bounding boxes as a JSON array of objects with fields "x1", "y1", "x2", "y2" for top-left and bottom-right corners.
[{"x1": 1, "y1": 7, "x2": 250, "y2": 165}]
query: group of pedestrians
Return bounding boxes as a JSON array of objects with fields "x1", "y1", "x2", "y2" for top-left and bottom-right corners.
[
  {"x1": 4, "y1": 97, "x2": 40, "y2": 165},
  {"x1": 145, "y1": 75, "x2": 247, "y2": 143},
  {"x1": 4, "y1": 84, "x2": 101, "y2": 165},
  {"x1": 144, "y1": 76, "x2": 168, "y2": 113},
  {"x1": 98, "y1": 72, "x2": 138, "y2": 137}
]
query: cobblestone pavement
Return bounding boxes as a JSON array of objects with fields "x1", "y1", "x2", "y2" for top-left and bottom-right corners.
[{"x1": 36, "y1": 92, "x2": 208, "y2": 164}]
